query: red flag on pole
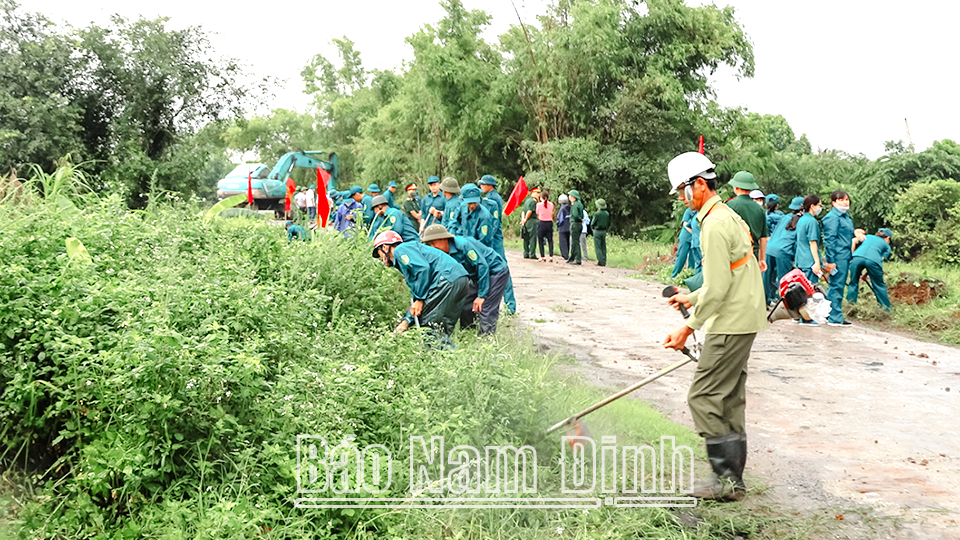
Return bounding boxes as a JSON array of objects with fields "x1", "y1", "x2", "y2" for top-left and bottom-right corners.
[
  {"x1": 698, "y1": 135, "x2": 704, "y2": 154},
  {"x1": 317, "y1": 166, "x2": 330, "y2": 228},
  {"x1": 247, "y1": 171, "x2": 254, "y2": 205},
  {"x1": 503, "y1": 176, "x2": 528, "y2": 216},
  {"x1": 284, "y1": 176, "x2": 296, "y2": 213},
  {"x1": 318, "y1": 166, "x2": 332, "y2": 192}
]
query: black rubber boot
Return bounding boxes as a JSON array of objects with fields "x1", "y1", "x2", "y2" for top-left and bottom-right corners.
[{"x1": 693, "y1": 433, "x2": 746, "y2": 501}]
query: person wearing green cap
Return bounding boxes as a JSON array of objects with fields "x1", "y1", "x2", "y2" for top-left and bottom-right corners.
[
  {"x1": 440, "y1": 177, "x2": 463, "y2": 235},
  {"x1": 362, "y1": 184, "x2": 382, "y2": 226},
  {"x1": 373, "y1": 231, "x2": 469, "y2": 350},
  {"x1": 333, "y1": 186, "x2": 365, "y2": 235},
  {"x1": 422, "y1": 224, "x2": 511, "y2": 334},
  {"x1": 821, "y1": 190, "x2": 860, "y2": 326},
  {"x1": 421, "y1": 176, "x2": 446, "y2": 232},
  {"x1": 592, "y1": 199, "x2": 610, "y2": 266},
  {"x1": 478, "y1": 174, "x2": 517, "y2": 314},
  {"x1": 368, "y1": 195, "x2": 420, "y2": 242},
  {"x1": 520, "y1": 186, "x2": 541, "y2": 259},
  {"x1": 567, "y1": 190, "x2": 584, "y2": 265},
  {"x1": 384, "y1": 181, "x2": 401, "y2": 210},
  {"x1": 847, "y1": 228, "x2": 893, "y2": 311},
  {"x1": 726, "y1": 171, "x2": 769, "y2": 271}
]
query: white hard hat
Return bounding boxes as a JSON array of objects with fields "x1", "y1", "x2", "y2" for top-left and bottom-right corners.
[
  {"x1": 667, "y1": 152, "x2": 716, "y2": 195},
  {"x1": 749, "y1": 189, "x2": 765, "y2": 199}
]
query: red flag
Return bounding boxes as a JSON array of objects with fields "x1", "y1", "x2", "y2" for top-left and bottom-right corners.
[
  {"x1": 317, "y1": 166, "x2": 330, "y2": 228},
  {"x1": 504, "y1": 176, "x2": 528, "y2": 216},
  {"x1": 284, "y1": 176, "x2": 296, "y2": 212},
  {"x1": 698, "y1": 135, "x2": 704, "y2": 154},
  {"x1": 247, "y1": 171, "x2": 254, "y2": 205},
  {"x1": 318, "y1": 166, "x2": 332, "y2": 191}
]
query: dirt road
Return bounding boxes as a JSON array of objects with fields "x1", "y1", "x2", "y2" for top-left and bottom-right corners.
[{"x1": 507, "y1": 251, "x2": 960, "y2": 539}]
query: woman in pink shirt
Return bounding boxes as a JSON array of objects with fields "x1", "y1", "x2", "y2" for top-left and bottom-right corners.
[{"x1": 536, "y1": 190, "x2": 555, "y2": 262}]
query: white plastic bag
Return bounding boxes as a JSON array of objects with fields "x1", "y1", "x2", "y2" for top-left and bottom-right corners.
[{"x1": 805, "y1": 292, "x2": 831, "y2": 324}]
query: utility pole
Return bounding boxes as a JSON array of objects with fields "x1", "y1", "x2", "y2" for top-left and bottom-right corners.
[{"x1": 904, "y1": 118, "x2": 915, "y2": 152}]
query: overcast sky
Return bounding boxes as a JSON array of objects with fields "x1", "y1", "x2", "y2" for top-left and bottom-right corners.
[{"x1": 19, "y1": 0, "x2": 958, "y2": 158}]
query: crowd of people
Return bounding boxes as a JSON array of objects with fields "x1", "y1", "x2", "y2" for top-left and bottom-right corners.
[
  {"x1": 519, "y1": 187, "x2": 610, "y2": 267},
  {"x1": 302, "y1": 175, "x2": 518, "y2": 349},
  {"x1": 669, "y1": 171, "x2": 894, "y2": 326},
  {"x1": 660, "y1": 151, "x2": 896, "y2": 503}
]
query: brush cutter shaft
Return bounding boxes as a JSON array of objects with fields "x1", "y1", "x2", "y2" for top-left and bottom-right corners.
[{"x1": 546, "y1": 348, "x2": 697, "y2": 434}]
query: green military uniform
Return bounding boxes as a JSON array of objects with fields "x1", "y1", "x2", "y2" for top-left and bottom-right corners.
[
  {"x1": 726, "y1": 194, "x2": 769, "y2": 260},
  {"x1": 592, "y1": 199, "x2": 610, "y2": 266},
  {"x1": 403, "y1": 195, "x2": 421, "y2": 230},
  {"x1": 686, "y1": 195, "x2": 767, "y2": 440},
  {"x1": 567, "y1": 190, "x2": 584, "y2": 264},
  {"x1": 521, "y1": 193, "x2": 539, "y2": 259}
]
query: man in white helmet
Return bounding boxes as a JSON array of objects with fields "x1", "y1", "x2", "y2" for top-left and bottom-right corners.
[{"x1": 661, "y1": 152, "x2": 767, "y2": 502}]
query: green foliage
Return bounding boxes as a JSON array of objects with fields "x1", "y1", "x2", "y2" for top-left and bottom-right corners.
[
  {"x1": 0, "y1": 2, "x2": 257, "y2": 204},
  {"x1": 0, "y1": 1, "x2": 85, "y2": 173},
  {"x1": 853, "y1": 139, "x2": 960, "y2": 234}
]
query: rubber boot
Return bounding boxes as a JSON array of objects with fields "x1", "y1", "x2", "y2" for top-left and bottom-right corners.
[{"x1": 692, "y1": 433, "x2": 746, "y2": 501}]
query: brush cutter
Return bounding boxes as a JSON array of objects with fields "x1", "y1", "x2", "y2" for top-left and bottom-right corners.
[{"x1": 545, "y1": 285, "x2": 700, "y2": 436}]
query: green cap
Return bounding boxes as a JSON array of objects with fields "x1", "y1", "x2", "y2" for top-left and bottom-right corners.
[
  {"x1": 349, "y1": 185, "x2": 363, "y2": 196},
  {"x1": 568, "y1": 189, "x2": 580, "y2": 199},
  {"x1": 427, "y1": 175, "x2": 440, "y2": 184},
  {"x1": 788, "y1": 196, "x2": 804, "y2": 211},
  {"x1": 368, "y1": 183, "x2": 381, "y2": 193},
  {"x1": 479, "y1": 174, "x2": 497, "y2": 186},
  {"x1": 421, "y1": 224, "x2": 455, "y2": 243},
  {"x1": 765, "y1": 193, "x2": 779, "y2": 205},
  {"x1": 440, "y1": 177, "x2": 460, "y2": 194},
  {"x1": 729, "y1": 171, "x2": 760, "y2": 191},
  {"x1": 595, "y1": 199, "x2": 606, "y2": 209},
  {"x1": 388, "y1": 181, "x2": 398, "y2": 188},
  {"x1": 461, "y1": 185, "x2": 482, "y2": 204},
  {"x1": 878, "y1": 228, "x2": 893, "y2": 239}
]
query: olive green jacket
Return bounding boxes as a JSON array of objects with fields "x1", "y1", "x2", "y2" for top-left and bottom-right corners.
[{"x1": 687, "y1": 195, "x2": 767, "y2": 335}]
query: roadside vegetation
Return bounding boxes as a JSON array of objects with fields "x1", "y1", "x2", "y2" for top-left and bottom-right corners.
[{"x1": 1, "y1": 170, "x2": 865, "y2": 539}]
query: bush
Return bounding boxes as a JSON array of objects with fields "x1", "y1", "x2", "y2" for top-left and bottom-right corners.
[
  {"x1": 891, "y1": 179, "x2": 960, "y2": 264},
  {"x1": 0, "y1": 192, "x2": 556, "y2": 538}
]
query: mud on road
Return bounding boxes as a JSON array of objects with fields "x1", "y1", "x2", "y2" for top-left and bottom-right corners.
[{"x1": 506, "y1": 250, "x2": 960, "y2": 539}]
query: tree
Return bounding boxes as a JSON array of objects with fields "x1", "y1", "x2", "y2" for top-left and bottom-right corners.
[
  {"x1": 0, "y1": 1, "x2": 84, "y2": 174},
  {"x1": 78, "y1": 16, "x2": 258, "y2": 206}
]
